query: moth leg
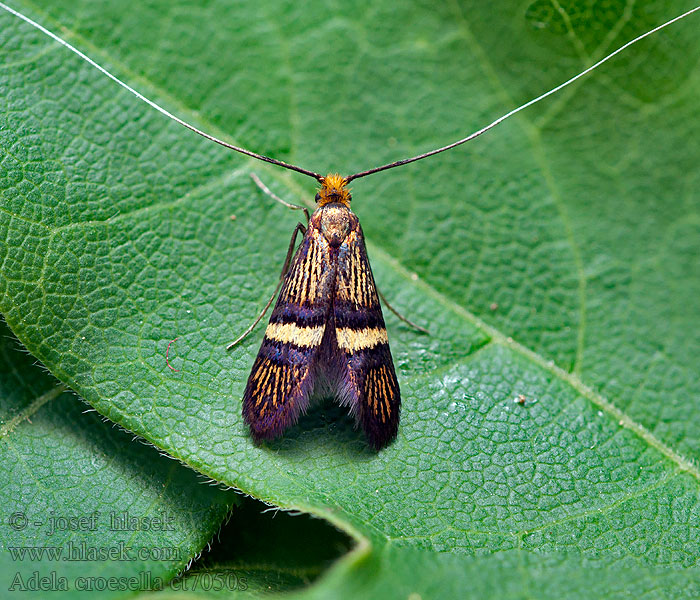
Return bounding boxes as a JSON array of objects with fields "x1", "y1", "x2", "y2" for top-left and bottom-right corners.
[
  {"x1": 277, "y1": 221, "x2": 307, "y2": 279},
  {"x1": 250, "y1": 172, "x2": 310, "y2": 224},
  {"x1": 377, "y1": 288, "x2": 430, "y2": 335},
  {"x1": 226, "y1": 221, "x2": 307, "y2": 351}
]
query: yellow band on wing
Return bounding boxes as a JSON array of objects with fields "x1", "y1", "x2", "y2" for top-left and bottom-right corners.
[
  {"x1": 336, "y1": 327, "x2": 388, "y2": 352},
  {"x1": 264, "y1": 322, "x2": 325, "y2": 347}
]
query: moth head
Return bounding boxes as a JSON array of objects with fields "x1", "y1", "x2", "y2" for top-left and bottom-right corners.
[{"x1": 316, "y1": 174, "x2": 351, "y2": 207}]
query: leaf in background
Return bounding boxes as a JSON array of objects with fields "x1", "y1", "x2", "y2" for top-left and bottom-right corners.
[
  {"x1": 1, "y1": 0, "x2": 699, "y2": 597},
  {"x1": 169, "y1": 495, "x2": 353, "y2": 596},
  {"x1": 0, "y1": 320, "x2": 233, "y2": 596}
]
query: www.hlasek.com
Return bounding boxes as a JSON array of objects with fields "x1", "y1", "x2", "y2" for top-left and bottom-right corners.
[{"x1": 8, "y1": 541, "x2": 181, "y2": 562}]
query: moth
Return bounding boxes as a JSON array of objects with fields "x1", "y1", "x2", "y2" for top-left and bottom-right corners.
[
  {"x1": 4, "y1": 3, "x2": 697, "y2": 449},
  {"x1": 238, "y1": 174, "x2": 400, "y2": 449}
]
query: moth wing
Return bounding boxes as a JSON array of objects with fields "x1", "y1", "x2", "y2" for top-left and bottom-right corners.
[
  {"x1": 333, "y1": 221, "x2": 400, "y2": 450},
  {"x1": 243, "y1": 222, "x2": 334, "y2": 442}
]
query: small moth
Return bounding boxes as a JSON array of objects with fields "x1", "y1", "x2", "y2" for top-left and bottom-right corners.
[
  {"x1": 239, "y1": 174, "x2": 402, "y2": 450},
  {"x1": 3, "y1": 3, "x2": 697, "y2": 449}
]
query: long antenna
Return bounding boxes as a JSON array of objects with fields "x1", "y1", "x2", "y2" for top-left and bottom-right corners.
[
  {"x1": 2, "y1": 2, "x2": 698, "y2": 184},
  {"x1": 345, "y1": 5, "x2": 700, "y2": 182},
  {"x1": 0, "y1": 2, "x2": 324, "y2": 182}
]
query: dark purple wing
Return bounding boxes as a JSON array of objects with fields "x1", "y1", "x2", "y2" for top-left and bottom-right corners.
[
  {"x1": 331, "y1": 221, "x2": 400, "y2": 450},
  {"x1": 242, "y1": 221, "x2": 334, "y2": 442}
]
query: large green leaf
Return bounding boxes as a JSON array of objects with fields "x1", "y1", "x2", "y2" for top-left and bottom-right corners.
[{"x1": 1, "y1": 0, "x2": 699, "y2": 596}]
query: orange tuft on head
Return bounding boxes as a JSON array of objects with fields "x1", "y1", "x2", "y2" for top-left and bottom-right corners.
[{"x1": 317, "y1": 174, "x2": 351, "y2": 207}]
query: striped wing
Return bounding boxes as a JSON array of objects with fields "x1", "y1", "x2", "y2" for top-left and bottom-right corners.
[
  {"x1": 242, "y1": 223, "x2": 334, "y2": 442},
  {"x1": 333, "y1": 221, "x2": 400, "y2": 450}
]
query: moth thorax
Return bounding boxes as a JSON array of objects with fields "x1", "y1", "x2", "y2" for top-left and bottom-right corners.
[{"x1": 320, "y1": 203, "x2": 351, "y2": 247}]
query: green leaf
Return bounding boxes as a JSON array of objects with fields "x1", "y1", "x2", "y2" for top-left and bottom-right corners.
[
  {"x1": 0, "y1": 320, "x2": 233, "y2": 596},
  {"x1": 1, "y1": 0, "x2": 699, "y2": 597}
]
